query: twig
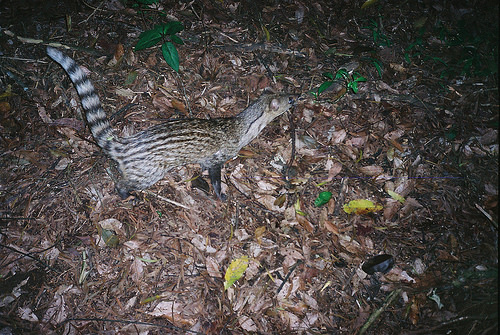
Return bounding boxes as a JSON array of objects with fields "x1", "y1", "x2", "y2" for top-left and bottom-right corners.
[
  {"x1": 254, "y1": 50, "x2": 275, "y2": 82},
  {"x1": 109, "y1": 103, "x2": 139, "y2": 121},
  {"x1": 79, "y1": 0, "x2": 106, "y2": 24},
  {"x1": 176, "y1": 72, "x2": 193, "y2": 117},
  {"x1": 0, "y1": 56, "x2": 44, "y2": 63},
  {"x1": 358, "y1": 288, "x2": 402, "y2": 335},
  {"x1": 276, "y1": 260, "x2": 302, "y2": 294},
  {"x1": 2, "y1": 30, "x2": 101, "y2": 56},
  {"x1": 145, "y1": 191, "x2": 191, "y2": 210},
  {"x1": 334, "y1": 177, "x2": 348, "y2": 216},
  {"x1": 58, "y1": 317, "x2": 204, "y2": 334},
  {"x1": 285, "y1": 110, "x2": 296, "y2": 182},
  {"x1": 0, "y1": 242, "x2": 61, "y2": 273},
  {"x1": 475, "y1": 203, "x2": 498, "y2": 229}
]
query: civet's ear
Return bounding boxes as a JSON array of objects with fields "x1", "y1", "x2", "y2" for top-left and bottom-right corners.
[
  {"x1": 262, "y1": 87, "x2": 277, "y2": 95},
  {"x1": 269, "y1": 98, "x2": 280, "y2": 110}
]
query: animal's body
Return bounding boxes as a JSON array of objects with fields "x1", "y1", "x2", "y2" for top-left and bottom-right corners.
[{"x1": 46, "y1": 46, "x2": 295, "y2": 199}]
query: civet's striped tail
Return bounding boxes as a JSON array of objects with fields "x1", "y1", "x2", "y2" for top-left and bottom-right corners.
[{"x1": 46, "y1": 46, "x2": 116, "y2": 153}]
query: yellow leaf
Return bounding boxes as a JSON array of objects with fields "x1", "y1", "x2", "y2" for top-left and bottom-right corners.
[
  {"x1": 224, "y1": 256, "x2": 249, "y2": 290},
  {"x1": 361, "y1": 0, "x2": 379, "y2": 9},
  {"x1": 294, "y1": 198, "x2": 307, "y2": 216},
  {"x1": 261, "y1": 24, "x2": 270, "y2": 42},
  {"x1": 387, "y1": 190, "x2": 405, "y2": 204},
  {"x1": 343, "y1": 199, "x2": 383, "y2": 215}
]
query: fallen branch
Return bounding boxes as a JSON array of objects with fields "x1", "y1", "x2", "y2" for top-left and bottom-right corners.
[
  {"x1": 3, "y1": 29, "x2": 101, "y2": 55},
  {"x1": 358, "y1": 288, "x2": 402, "y2": 335}
]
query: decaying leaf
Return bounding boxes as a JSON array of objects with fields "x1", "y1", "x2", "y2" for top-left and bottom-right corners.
[
  {"x1": 358, "y1": 165, "x2": 384, "y2": 176},
  {"x1": 255, "y1": 226, "x2": 266, "y2": 244},
  {"x1": 296, "y1": 213, "x2": 315, "y2": 233},
  {"x1": 206, "y1": 256, "x2": 222, "y2": 278},
  {"x1": 387, "y1": 189, "x2": 405, "y2": 203},
  {"x1": 344, "y1": 199, "x2": 383, "y2": 215},
  {"x1": 224, "y1": 256, "x2": 249, "y2": 290}
]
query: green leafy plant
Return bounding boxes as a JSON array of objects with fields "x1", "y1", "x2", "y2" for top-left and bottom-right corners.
[
  {"x1": 364, "y1": 18, "x2": 392, "y2": 47},
  {"x1": 312, "y1": 68, "x2": 367, "y2": 99},
  {"x1": 404, "y1": 27, "x2": 425, "y2": 63},
  {"x1": 361, "y1": 57, "x2": 383, "y2": 78},
  {"x1": 135, "y1": 21, "x2": 185, "y2": 72},
  {"x1": 130, "y1": 0, "x2": 162, "y2": 15},
  {"x1": 132, "y1": 0, "x2": 159, "y2": 6},
  {"x1": 405, "y1": 20, "x2": 498, "y2": 79}
]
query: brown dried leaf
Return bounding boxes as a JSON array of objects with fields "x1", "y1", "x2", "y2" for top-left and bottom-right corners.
[
  {"x1": 115, "y1": 87, "x2": 135, "y2": 98},
  {"x1": 114, "y1": 43, "x2": 124, "y2": 60},
  {"x1": 130, "y1": 257, "x2": 144, "y2": 284},
  {"x1": 280, "y1": 247, "x2": 304, "y2": 270},
  {"x1": 152, "y1": 94, "x2": 173, "y2": 112},
  {"x1": 338, "y1": 235, "x2": 362, "y2": 254},
  {"x1": 148, "y1": 301, "x2": 196, "y2": 326},
  {"x1": 171, "y1": 99, "x2": 186, "y2": 113},
  {"x1": 296, "y1": 212, "x2": 315, "y2": 233},
  {"x1": 239, "y1": 316, "x2": 258, "y2": 332},
  {"x1": 0, "y1": 101, "x2": 10, "y2": 114},
  {"x1": 408, "y1": 295, "x2": 421, "y2": 325},
  {"x1": 389, "y1": 138, "x2": 404, "y2": 152},
  {"x1": 359, "y1": 165, "x2": 384, "y2": 176},
  {"x1": 37, "y1": 104, "x2": 53, "y2": 123},
  {"x1": 323, "y1": 219, "x2": 340, "y2": 235},
  {"x1": 330, "y1": 128, "x2": 347, "y2": 144},
  {"x1": 274, "y1": 194, "x2": 287, "y2": 207},
  {"x1": 383, "y1": 198, "x2": 401, "y2": 221},
  {"x1": 279, "y1": 310, "x2": 301, "y2": 330},
  {"x1": 11, "y1": 150, "x2": 44, "y2": 169},
  {"x1": 255, "y1": 226, "x2": 266, "y2": 244},
  {"x1": 206, "y1": 256, "x2": 222, "y2": 278},
  {"x1": 384, "y1": 129, "x2": 405, "y2": 141},
  {"x1": 256, "y1": 194, "x2": 286, "y2": 212},
  {"x1": 42, "y1": 285, "x2": 73, "y2": 325},
  {"x1": 325, "y1": 160, "x2": 342, "y2": 181},
  {"x1": 238, "y1": 148, "x2": 256, "y2": 158},
  {"x1": 51, "y1": 117, "x2": 84, "y2": 130},
  {"x1": 383, "y1": 267, "x2": 416, "y2": 284}
]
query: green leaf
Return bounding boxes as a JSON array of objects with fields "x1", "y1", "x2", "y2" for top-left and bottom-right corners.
[
  {"x1": 317, "y1": 81, "x2": 333, "y2": 95},
  {"x1": 371, "y1": 60, "x2": 383, "y2": 78},
  {"x1": 101, "y1": 229, "x2": 119, "y2": 247},
  {"x1": 164, "y1": 21, "x2": 184, "y2": 35},
  {"x1": 170, "y1": 34, "x2": 184, "y2": 45},
  {"x1": 135, "y1": 29, "x2": 163, "y2": 50},
  {"x1": 348, "y1": 81, "x2": 359, "y2": 93},
  {"x1": 322, "y1": 72, "x2": 334, "y2": 80},
  {"x1": 314, "y1": 191, "x2": 332, "y2": 207},
  {"x1": 353, "y1": 72, "x2": 367, "y2": 82},
  {"x1": 161, "y1": 42, "x2": 180, "y2": 72},
  {"x1": 335, "y1": 68, "x2": 349, "y2": 80},
  {"x1": 124, "y1": 71, "x2": 138, "y2": 86},
  {"x1": 404, "y1": 52, "x2": 411, "y2": 63},
  {"x1": 136, "y1": 0, "x2": 159, "y2": 4}
]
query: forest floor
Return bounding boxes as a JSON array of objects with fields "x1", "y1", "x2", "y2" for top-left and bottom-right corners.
[{"x1": 0, "y1": 0, "x2": 498, "y2": 334}]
